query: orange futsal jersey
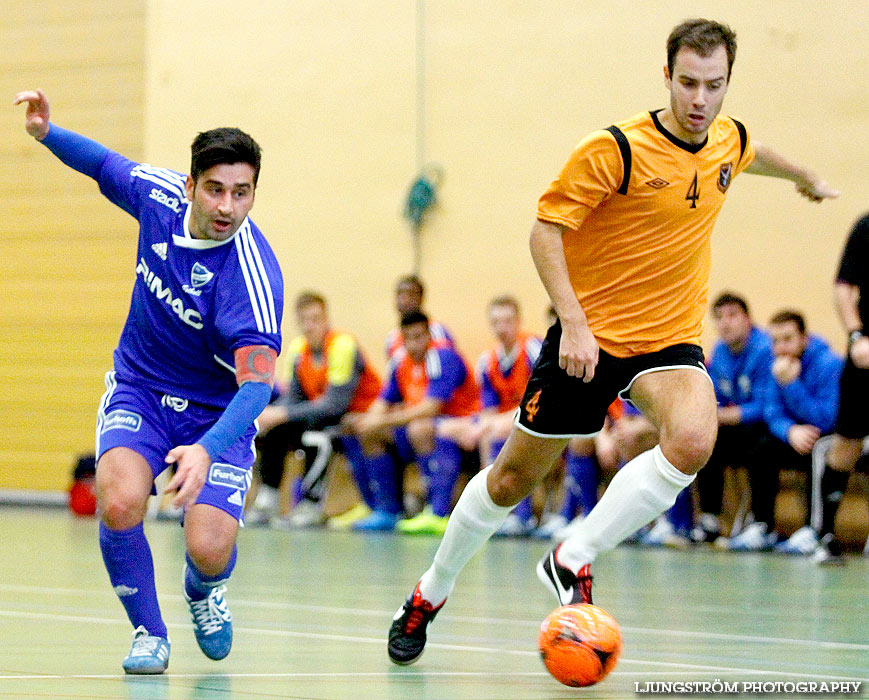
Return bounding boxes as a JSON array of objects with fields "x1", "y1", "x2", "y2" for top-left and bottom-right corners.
[
  {"x1": 537, "y1": 110, "x2": 755, "y2": 357},
  {"x1": 390, "y1": 345, "x2": 480, "y2": 417},
  {"x1": 290, "y1": 330, "x2": 381, "y2": 412},
  {"x1": 479, "y1": 333, "x2": 541, "y2": 412}
]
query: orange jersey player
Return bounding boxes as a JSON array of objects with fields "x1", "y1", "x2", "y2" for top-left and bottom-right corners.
[{"x1": 387, "y1": 18, "x2": 839, "y2": 667}]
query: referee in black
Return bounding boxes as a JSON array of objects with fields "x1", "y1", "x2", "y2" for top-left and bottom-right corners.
[{"x1": 815, "y1": 213, "x2": 869, "y2": 564}]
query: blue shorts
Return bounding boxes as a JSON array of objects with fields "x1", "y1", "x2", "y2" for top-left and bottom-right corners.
[{"x1": 96, "y1": 372, "x2": 255, "y2": 523}]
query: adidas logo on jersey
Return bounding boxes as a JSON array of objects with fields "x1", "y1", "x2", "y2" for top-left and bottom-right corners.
[
  {"x1": 227, "y1": 490, "x2": 244, "y2": 506},
  {"x1": 151, "y1": 242, "x2": 168, "y2": 260}
]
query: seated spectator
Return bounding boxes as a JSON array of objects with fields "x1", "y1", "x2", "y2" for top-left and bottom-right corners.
[
  {"x1": 702, "y1": 292, "x2": 774, "y2": 543},
  {"x1": 726, "y1": 310, "x2": 843, "y2": 551},
  {"x1": 385, "y1": 275, "x2": 454, "y2": 358},
  {"x1": 437, "y1": 296, "x2": 543, "y2": 536},
  {"x1": 247, "y1": 292, "x2": 381, "y2": 528},
  {"x1": 344, "y1": 311, "x2": 480, "y2": 533}
]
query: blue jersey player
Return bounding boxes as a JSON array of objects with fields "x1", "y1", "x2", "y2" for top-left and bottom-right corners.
[{"x1": 15, "y1": 89, "x2": 284, "y2": 674}]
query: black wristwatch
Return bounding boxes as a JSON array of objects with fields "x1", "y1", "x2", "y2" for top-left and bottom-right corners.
[{"x1": 848, "y1": 329, "x2": 864, "y2": 347}]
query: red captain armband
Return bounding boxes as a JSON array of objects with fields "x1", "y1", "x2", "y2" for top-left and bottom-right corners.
[{"x1": 234, "y1": 345, "x2": 278, "y2": 386}]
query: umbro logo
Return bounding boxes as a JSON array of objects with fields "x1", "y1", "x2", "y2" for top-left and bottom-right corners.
[
  {"x1": 151, "y1": 242, "x2": 168, "y2": 260},
  {"x1": 645, "y1": 178, "x2": 670, "y2": 189}
]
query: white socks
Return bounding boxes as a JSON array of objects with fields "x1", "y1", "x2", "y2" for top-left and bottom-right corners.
[
  {"x1": 253, "y1": 484, "x2": 279, "y2": 511},
  {"x1": 558, "y1": 445, "x2": 695, "y2": 572},
  {"x1": 417, "y1": 465, "x2": 513, "y2": 605}
]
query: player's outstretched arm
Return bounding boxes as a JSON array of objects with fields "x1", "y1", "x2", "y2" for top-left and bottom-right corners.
[
  {"x1": 13, "y1": 88, "x2": 50, "y2": 140},
  {"x1": 14, "y1": 87, "x2": 110, "y2": 180},
  {"x1": 746, "y1": 143, "x2": 840, "y2": 202}
]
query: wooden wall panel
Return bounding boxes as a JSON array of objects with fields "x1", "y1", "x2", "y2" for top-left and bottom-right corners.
[{"x1": 0, "y1": 1, "x2": 145, "y2": 492}]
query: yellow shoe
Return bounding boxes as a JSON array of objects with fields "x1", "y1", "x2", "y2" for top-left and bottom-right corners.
[
  {"x1": 326, "y1": 503, "x2": 373, "y2": 530},
  {"x1": 396, "y1": 507, "x2": 449, "y2": 535}
]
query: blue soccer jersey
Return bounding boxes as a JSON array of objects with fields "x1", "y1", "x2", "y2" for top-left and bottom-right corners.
[{"x1": 96, "y1": 153, "x2": 283, "y2": 407}]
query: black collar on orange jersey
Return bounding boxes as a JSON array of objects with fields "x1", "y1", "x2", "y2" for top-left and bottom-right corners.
[{"x1": 649, "y1": 109, "x2": 707, "y2": 154}]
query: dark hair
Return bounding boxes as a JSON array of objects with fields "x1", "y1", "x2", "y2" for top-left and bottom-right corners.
[
  {"x1": 667, "y1": 19, "x2": 737, "y2": 80},
  {"x1": 295, "y1": 291, "x2": 327, "y2": 313},
  {"x1": 396, "y1": 275, "x2": 425, "y2": 297},
  {"x1": 712, "y1": 291, "x2": 748, "y2": 315},
  {"x1": 770, "y1": 309, "x2": 806, "y2": 334},
  {"x1": 400, "y1": 310, "x2": 429, "y2": 329},
  {"x1": 190, "y1": 127, "x2": 262, "y2": 186},
  {"x1": 488, "y1": 295, "x2": 520, "y2": 315}
]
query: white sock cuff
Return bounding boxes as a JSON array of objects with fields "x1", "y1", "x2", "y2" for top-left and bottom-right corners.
[
  {"x1": 470, "y1": 465, "x2": 514, "y2": 518},
  {"x1": 652, "y1": 445, "x2": 696, "y2": 488}
]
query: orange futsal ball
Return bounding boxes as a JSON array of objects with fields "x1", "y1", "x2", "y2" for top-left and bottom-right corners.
[{"x1": 538, "y1": 603, "x2": 623, "y2": 687}]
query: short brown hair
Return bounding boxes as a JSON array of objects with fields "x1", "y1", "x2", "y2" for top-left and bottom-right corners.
[
  {"x1": 770, "y1": 309, "x2": 806, "y2": 335},
  {"x1": 712, "y1": 291, "x2": 748, "y2": 315},
  {"x1": 488, "y1": 295, "x2": 520, "y2": 315},
  {"x1": 667, "y1": 19, "x2": 737, "y2": 80},
  {"x1": 396, "y1": 275, "x2": 425, "y2": 297},
  {"x1": 295, "y1": 291, "x2": 326, "y2": 313}
]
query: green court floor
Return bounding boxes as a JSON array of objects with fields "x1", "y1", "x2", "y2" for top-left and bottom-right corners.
[{"x1": 0, "y1": 507, "x2": 865, "y2": 700}]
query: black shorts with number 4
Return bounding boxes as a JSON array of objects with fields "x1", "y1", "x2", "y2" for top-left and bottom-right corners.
[{"x1": 517, "y1": 321, "x2": 707, "y2": 438}]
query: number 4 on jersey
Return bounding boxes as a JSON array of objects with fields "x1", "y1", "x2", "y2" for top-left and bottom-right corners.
[{"x1": 686, "y1": 172, "x2": 700, "y2": 208}]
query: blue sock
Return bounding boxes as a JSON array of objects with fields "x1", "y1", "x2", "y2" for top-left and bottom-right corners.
[
  {"x1": 99, "y1": 522, "x2": 167, "y2": 638},
  {"x1": 339, "y1": 436, "x2": 375, "y2": 508},
  {"x1": 512, "y1": 496, "x2": 534, "y2": 523},
  {"x1": 365, "y1": 452, "x2": 402, "y2": 514},
  {"x1": 185, "y1": 547, "x2": 237, "y2": 602},
  {"x1": 565, "y1": 453, "x2": 599, "y2": 516},
  {"x1": 668, "y1": 487, "x2": 694, "y2": 534},
  {"x1": 559, "y1": 482, "x2": 579, "y2": 520},
  {"x1": 488, "y1": 438, "x2": 506, "y2": 464},
  {"x1": 424, "y1": 438, "x2": 462, "y2": 517}
]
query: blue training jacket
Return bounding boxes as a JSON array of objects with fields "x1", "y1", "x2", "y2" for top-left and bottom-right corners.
[
  {"x1": 763, "y1": 336, "x2": 843, "y2": 443},
  {"x1": 707, "y1": 327, "x2": 774, "y2": 424}
]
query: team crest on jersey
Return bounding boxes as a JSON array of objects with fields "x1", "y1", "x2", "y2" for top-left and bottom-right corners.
[
  {"x1": 717, "y1": 162, "x2": 733, "y2": 193},
  {"x1": 191, "y1": 262, "x2": 214, "y2": 288}
]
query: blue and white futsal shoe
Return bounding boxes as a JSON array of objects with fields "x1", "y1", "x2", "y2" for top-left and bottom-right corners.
[
  {"x1": 122, "y1": 625, "x2": 170, "y2": 674},
  {"x1": 184, "y1": 576, "x2": 233, "y2": 660}
]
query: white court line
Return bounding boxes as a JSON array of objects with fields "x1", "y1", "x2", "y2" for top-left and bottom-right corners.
[
  {"x1": 1, "y1": 583, "x2": 867, "y2": 653},
  {"x1": 0, "y1": 668, "x2": 866, "y2": 682},
  {"x1": 0, "y1": 610, "x2": 865, "y2": 684}
]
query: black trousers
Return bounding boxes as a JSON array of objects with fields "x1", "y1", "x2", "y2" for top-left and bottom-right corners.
[
  {"x1": 255, "y1": 418, "x2": 335, "y2": 502},
  {"x1": 698, "y1": 422, "x2": 770, "y2": 516},
  {"x1": 748, "y1": 434, "x2": 812, "y2": 530}
]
